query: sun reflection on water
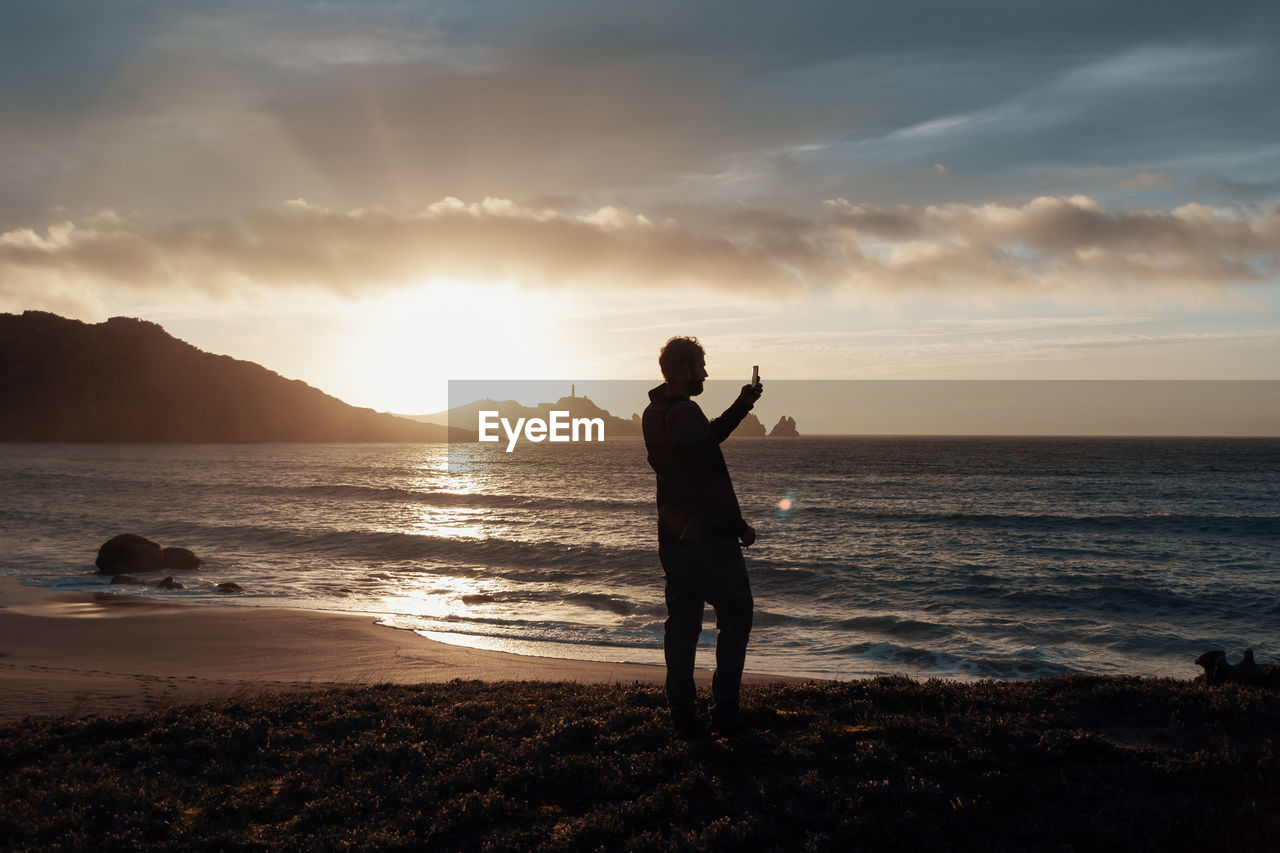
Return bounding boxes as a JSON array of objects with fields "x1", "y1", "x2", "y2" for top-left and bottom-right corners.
[
  {"x1": 376, "y1": 573, "x2": 494, "y2": 622},
  {"x1": 403, "y1": 505, "x2": 488, "y2": 540}
]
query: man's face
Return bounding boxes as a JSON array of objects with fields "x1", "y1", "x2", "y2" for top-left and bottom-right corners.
[{"x1": 681, "y1": 355, "x2": 708, "y2": 396}]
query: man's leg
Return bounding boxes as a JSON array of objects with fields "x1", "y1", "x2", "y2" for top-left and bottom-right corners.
[
  {"x1": 659, "y1": 546, "x2": 705, "y2": 728},
  {"x1": 707, "y1": 542, "x2": 753, "y2": 726}
]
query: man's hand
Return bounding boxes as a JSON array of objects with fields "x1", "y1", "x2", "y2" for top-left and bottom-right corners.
[
  {"x1": 739, "y1": 382, "x2": 763, "y2": 404},
  {"x1": 739, "y1": 524, "x2": 757, "y2": 548}
]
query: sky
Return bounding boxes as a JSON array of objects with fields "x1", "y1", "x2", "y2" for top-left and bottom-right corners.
[{"x1": 2, "y1": 0, "x2": 1278, "y2": 419}]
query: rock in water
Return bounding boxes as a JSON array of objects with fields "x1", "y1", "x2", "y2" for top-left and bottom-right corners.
[
  {"x1": 95, "y1": 533, "x2": 162, "y2": 575},
  {"x1": 769, "y1": 416, "x2": 799, "y2": 437},
  {"x1": 216, "y1": 582, "x2": 243, "y2": 594},
  {"x1": 737, "y1": 413, "x2": 767, "y2": 436},
  {"x1": 109, "y1": 574, "x2": 145, "y2": 585},
  {"x1": 161, "y1": 547, "x2": 203, "y2": 570},
  {"x1": 156, "y1": 576, "x2": 185, "y2": 590}
]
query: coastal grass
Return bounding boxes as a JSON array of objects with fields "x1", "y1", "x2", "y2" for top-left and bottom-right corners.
[{"x1": 1, "y1": 676, "x2": 1277, "y2": 851}]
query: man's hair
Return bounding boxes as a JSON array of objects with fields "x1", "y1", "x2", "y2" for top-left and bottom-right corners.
[{"x1": 659, "y1": 336, "x2": 705, "y2": 380}]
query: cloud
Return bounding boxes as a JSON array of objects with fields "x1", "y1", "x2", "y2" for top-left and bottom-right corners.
[
  {"x1": 2, "y1": 195, "x2": 1278, "y2": 316},
  {"x1": 824, "y1": 195, "x2": 1279, "y2": 294}
]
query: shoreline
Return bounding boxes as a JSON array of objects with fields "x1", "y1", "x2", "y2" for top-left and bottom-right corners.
[{"x1": 0, "y1": 577, "x2": 798, "y2": 721}]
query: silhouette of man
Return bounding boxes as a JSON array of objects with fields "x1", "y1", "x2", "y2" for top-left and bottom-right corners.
[{"x1": 642, "y1": 336, "x2": 762, "y2": 735}]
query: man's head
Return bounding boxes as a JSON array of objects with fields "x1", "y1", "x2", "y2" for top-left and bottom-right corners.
[{"x1": 659, "y1": 336, "x2": 708, "y2": 396}]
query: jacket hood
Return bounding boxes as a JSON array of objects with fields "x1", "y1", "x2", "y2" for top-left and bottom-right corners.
[{"x1": 649, "y1": 382, "x2": 692, "y2": 403}]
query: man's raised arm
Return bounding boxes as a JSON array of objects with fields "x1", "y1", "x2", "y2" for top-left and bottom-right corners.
[{"x1": 708, "y1": 382, "x2": 763, "y2": 443}]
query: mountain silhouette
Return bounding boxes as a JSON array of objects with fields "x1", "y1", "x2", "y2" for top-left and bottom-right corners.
[{"x1": 0, "y1": 311, "x2": 458, "y2": 442}]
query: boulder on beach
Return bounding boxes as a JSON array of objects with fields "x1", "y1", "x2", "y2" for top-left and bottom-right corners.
[
  {"x1": 1195, "y1": 650, "x2": 1232, "y2": 684},
  {"x1": 156, "y1": 576, "x2": 185, "y2": 590},
  {"x1": 95, "y1": 534, "x2": 162, "y2": 575},
  {"x1": 1194, "y1": 649, "x2": 1280, "y2": 688},
  {"x1": 1234, "y1": 649, "x2": 1262, "y2": 683},
  {"x1": 216, "y1": 582, "x2": 243, "y2": 594},
  {"x1": 161, "y1": 547, "x2": 203, "y2": 570}
]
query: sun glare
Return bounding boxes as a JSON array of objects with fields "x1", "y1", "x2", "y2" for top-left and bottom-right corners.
[{"x1": 351, "y1": 281, "x2": 562, "y2": 413}]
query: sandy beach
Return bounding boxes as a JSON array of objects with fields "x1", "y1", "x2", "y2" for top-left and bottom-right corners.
[{"x1": 0, "y1": 577, "x2": 794, "y2": 721}]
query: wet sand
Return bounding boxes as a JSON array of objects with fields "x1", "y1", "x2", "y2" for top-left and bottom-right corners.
[{"x1": 0, "y1": 577, "x2": 790, "y2": 720}]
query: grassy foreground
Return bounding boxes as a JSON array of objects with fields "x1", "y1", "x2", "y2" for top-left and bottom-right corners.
[{"x1": 1, "y1": 676, "x2": 1277, "y2": 851}]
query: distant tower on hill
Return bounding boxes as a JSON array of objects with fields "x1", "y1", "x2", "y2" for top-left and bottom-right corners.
[{"x1": 571, "y1": 383, "x2": 575, "y2": 397}]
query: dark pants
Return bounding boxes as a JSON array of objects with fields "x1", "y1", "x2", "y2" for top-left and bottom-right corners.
[{"x1": 659, "y1": 539, "x2": 754, "y2": 723}]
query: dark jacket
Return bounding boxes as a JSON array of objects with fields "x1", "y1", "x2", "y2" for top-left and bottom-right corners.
[{"x1": 643, "y1": 383, "x2": 755, "y2": 546}]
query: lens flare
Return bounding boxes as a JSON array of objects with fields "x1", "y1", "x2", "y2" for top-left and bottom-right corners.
[{"x1": 778, "y1": 497, "x2": 792, "y2": 511}]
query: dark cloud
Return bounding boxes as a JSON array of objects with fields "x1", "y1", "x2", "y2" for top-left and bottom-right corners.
[
  {"x1": 1, "y1": 1, "x2": 1277, "y2": 218},
  {"x1": 0, "y1": 1, "x2": 180, "y2": 111},
  {"x1": 524, "y1": 1, "x2": 1277, "y2": 69},
  {"x1": 1192, "y1": 173, "x2": 1280, "y2": 201}
]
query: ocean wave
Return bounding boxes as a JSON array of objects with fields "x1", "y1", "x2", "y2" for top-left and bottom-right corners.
[
  {"x1": 289, "y1": 483, "x2": 649, "y2": 514},
  {"x1": 786, "y1": 506, "x2": 1280, "y2": 538},
  {"x1": 999, "y1": 583, "x2": 1222, "y2": 617},
  {"x1": 130, "y1": 517, "x2": 659, "y2": 582},
  {"x1": 6, "y1": 471, "x2": 652, "y2": 514},
  {"x1": 751, "y1": 610, "x2": 819, "y2": 629},
  {"x1": 837, "y1": 614, "x2": 959, "y2": 642},
  {"x1": 379, "y1": 615, "x2": 663, "y2": 650},
  {"x1": 838, "y1": 640, "x2": 1084, "y2": 679},
  {"x1": 455, "y1": 589, "x2": 657, "y2": 617}
]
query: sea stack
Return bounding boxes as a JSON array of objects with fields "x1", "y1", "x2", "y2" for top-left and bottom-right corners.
[{"x1": 770, "y1": 416, "x2": 799, "y2": 437}]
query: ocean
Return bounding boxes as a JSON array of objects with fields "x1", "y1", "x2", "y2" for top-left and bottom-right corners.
[{"x1": 1, "y1": 437, "x2": 1276, "y2": 681}]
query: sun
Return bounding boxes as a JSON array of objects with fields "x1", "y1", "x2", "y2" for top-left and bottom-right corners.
[{"x1": 346, "y1": 280, "x2": 564, "y2": 413}]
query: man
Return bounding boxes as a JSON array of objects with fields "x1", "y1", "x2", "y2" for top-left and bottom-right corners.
[{"x1": 642, "y1": 336, "x2": 762, "y2": 735}]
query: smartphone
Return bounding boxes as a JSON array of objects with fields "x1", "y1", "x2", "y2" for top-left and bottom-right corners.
[{"x1": 751, "y1": 365, "x2": 759, "y2": 386}]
